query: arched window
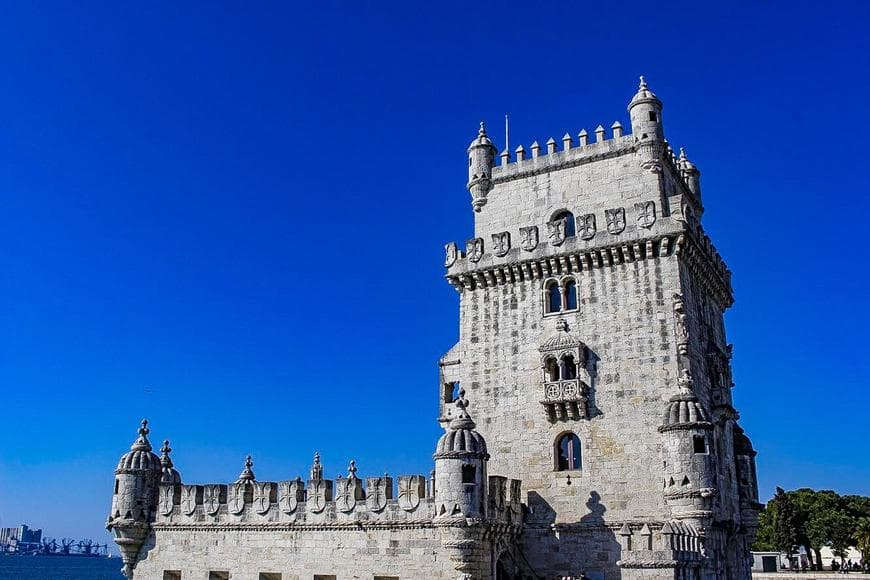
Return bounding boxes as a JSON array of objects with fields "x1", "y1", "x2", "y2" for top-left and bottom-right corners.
[
  {"x1": 560, "y1": 354, "x2": 577, "y2": 380},
  {"x1": 546, "y1": 281, "x2": 562, "y2": 313},
  {"x1": 544, "y1": 357, "x2": 559, "y2": 382},
  {"x1": 556, "y1": 433, "x2": 582, "y2": 471},
  {"x1": 552, "y1": 210, "x2": 576, "y2": 238},
  {"x1": 564, "y1": 279, "x2": 578, "y2": 310}
]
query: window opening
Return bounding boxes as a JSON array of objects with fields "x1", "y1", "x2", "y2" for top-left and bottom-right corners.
[
  {"x1": 649, "y1": 111, "x2": 657, "y2": 122},
  {"x1": 259, "y1": 574, "x2": 281, "y2": 580},
  {"x1": 163, "y1": 572, "x2": 182, "y2": 580},
  {"x1": 565, "y1": 280, "x2": 578, "y2": 310},
  {"x1": 693, "y1": 435, "x2": 707, "y2": 454},
  {"x1": 560, "y1": 355, "x2": 577, "y2": 380},
  {"x1": 556, "y1": 433, "x2": 582, "y2": 471},
  {"x1": 209, "y1": 573, "x2": 230, "y2": 580},
  {"x1": 553, "y1": 210, "x2": 576, "y2": 237},
  {"x1": 461, "y1": 464, "x2": 476, "y2": 484},
  {"x1": 114, "y1": 479, "x2": 119, "y2": 494},
  {"x1": 545, "y1": 358, "x2": 559, "y2": 382},
  {"x1": 547, "y1": 282, "x2": 562, "y2": 313}
]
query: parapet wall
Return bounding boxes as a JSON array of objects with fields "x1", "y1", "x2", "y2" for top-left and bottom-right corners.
[{"x1": 156, "y1": 473, "x2": 522, "y2": 528}]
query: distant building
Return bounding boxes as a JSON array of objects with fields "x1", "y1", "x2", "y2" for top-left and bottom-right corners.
[
  {"x1": 0, "y1": 524, "x2": 42, "y2": 553},
  {"x1": 107, "y1": 78, "x2": 761, "y2": 579}
]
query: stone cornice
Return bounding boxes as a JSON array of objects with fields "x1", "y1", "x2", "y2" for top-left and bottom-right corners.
[{"x1": 446, "y1": 222, "x2": 732, "y2": 307}]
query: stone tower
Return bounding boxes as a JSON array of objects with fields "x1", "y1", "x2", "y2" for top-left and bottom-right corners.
[{"x1": 442, "y1": 78, "x2": 760, "y2": 579}]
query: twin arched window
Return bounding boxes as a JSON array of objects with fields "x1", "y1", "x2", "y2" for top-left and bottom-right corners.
[
  {"x1": 556, "y1": 433, "x2": 582, "y2": 471},
  {"x1": 544, "y1": 355, "x2": 577, "y2": 382},
  {"x1": 544, "y1": 278, "x2": 578, "y2": 314}
]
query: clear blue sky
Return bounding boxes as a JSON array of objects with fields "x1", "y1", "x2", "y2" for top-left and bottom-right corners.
[{"x1": 1, "y1": 1, "x2": 868, "y2": 545}]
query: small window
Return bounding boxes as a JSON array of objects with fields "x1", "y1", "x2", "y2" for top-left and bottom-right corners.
[
  {"x1": 544, "y1": 357, "x2": 559, "y2": 382},
  {"x1": 565, "y1": 280, "x2": 577, "y2": 310},
  {"x1": 443, "y1": 382, "x2": 460, "y2": 403},
  {"x1": 114, "y1": 479, "x2": 119, "y2": 495},
  {"x1": 209, "y1": 573, "x2": 230, "y2": 580},
  {"x1": 693, "y1": 435, "x2": 707, "y2": 454},
  {"x1": 163, "y1": 572, "x2": 182, "y2": 580},
  {"x1": 461, "y1": 464, "x2": 476, "y2": 484},
  {"x1": 649, "y1": 111, "x2": 657, "y2": 122},
  {"x1": 546, "y1": 282, "x2": 562, "y2": 313},
  {"x1": 374, "y1": 577, "x2": 400, "y2": 580},
  {"x1": 259, "y1": 574, "x2": 281, "y2": 580},
  {"x1": 560, "y1": 355, "x2": 577, "y2": 380},
  {"x1": 314, "y1": 576, "x2": 337, "y2": 580},
  {"x1": 556, "y1": 433, "x2": 582, "y2": 471},
  {"x1": 552, "y1": 210, "x2": 576, "y2": 237}
]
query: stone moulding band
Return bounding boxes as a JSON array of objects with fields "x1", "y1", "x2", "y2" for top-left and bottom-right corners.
[{"x1": 447, "y1": 232, "x2": 732, "y2": 308}]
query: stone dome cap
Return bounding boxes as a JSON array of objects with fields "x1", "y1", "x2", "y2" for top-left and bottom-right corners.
[
  {"x1": 116, "y1": 419, "x2": 162, "y2": 472},
  {"x1": 628, "y1": 76, "x2": 662, "y2": 111},
  {"x1": 678, "y1": 148, "x2": 698, "y2": 172},
  {"x1": 468, "y1": 121, "x2": 496, "y2": 150},
  {"x1": 435, "y1": 389, "x2": 489, "y2": 459},
  {"x1": 159, "y1": 440, "x2": 182, "y2": 484},
  {"x1": 659, "y1": 371, "x2": 713, "y2": 431},
  {"x1": 539, "y1": 318, "x2": 584, "y2": 352}
]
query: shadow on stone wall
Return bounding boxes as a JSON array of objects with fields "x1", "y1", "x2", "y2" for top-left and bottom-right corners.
[{"x1": 519, "y1": 490, "x2": 621, "y2": 580}]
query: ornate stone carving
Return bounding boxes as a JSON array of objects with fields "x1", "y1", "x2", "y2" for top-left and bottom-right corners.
[
  {"x1": 491, "y1": 231, "x2": 510, "y2": 257},
  {"x1": 366, "y1": 474, "x2": 392, "y2": 512},
  {"x1": 444, "y1": 242, "x2": 458, "y2": 268},
  {"x1": 228, "y1": 483, "x2": 247, "y2": 515},
  {"x1": 539, "y1": 319, "x2": 590, "y2": 422},
  {"x1": 547, "y1": 217, "x2": 568, "y2": 246},
  {"x1": 181, "y1": 484, "x2": 199, "y2": 516},
  {"x1": 278, "y1": 478, "x2": 304, "y2": 514},
  {"x1": 308, "y1": 479, "x2": 332, "y2": 513},
  {"x1": 253, "y1": 482, "x2": 273, "y2": 515},
  {"x1": 673, "y1": 293, "x2": 689, "y2": 356},
  {"x1": 335, "y1": 461, "x2": 364, "y2": 513},
  {"x1": 578, "y1": 213, "x2": 596, "y2": 240},
  {"x1": 202, "y1": 484, "x2": 224, "y2": 516},
  {"x1": 635, "y1": 201, "x2": 656, "y2": 229},
  {"x1": 158, "y1": 485, "x2": 176, "y2": 516},
  {"x1": 465, "y1": 238, "x2": 484, "y2": 263},
  {"x1": 397, "y1": 475, "x2": 426, "y2": 511},
  {"x1": 520, "y1": 226, "x2": 539, "y2": 251},
  {"x1": 606, "y1": 208, "x2": 626, "y2": 234}
]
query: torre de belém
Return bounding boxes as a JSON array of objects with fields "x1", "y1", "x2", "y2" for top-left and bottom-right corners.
[{"x1": 107, "y1": 78, "x2": 761, "y2": 580}]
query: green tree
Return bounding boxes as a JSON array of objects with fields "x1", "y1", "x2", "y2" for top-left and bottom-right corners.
[
  {"x1": 855, "y1": 518, "x2": 870, "y2": 563},
  {"x1": 754, "y1": 503, "x2": 777, "y2": 552},
  {"x1": 772, "y1": 487, "x2": 800, "y2": 560}
]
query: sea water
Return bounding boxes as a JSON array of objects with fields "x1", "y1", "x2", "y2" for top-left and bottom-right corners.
[{"x1": 0, "y1": 555, "x2": 124, "y2": 579}]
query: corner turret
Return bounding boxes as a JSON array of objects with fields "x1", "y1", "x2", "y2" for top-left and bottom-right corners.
[
  {"x1": 433, "y1": 389, "x2": 489, "y2": 520},
  {"x1": 678, "y1": 147, "x2": 702, "y2": 200},
  {"x1": 107, "y1": 419, "x2": 162, "y2": 578},
  {"x1": 628, "y1": 77, "x2": 665, "y2": 173},
  {"x1": 658, "y1": 371, "x2": 717, "y2": 529},
  {"x1": 467, "y1": 122, "x2": 498, "y2": 212}
]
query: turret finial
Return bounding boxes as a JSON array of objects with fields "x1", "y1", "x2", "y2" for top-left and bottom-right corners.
[
  {"x1": 348, "y1": 460, "x2": 358, "y2": 479},
  {"x1": 130, "y1": 418, "x2": 152, "y2": 452},
  {"x1": 310, "y1": 452, "x2": 323, "y2": 481},
  {"x1": 479, "y1": 121, "x2": 486, "y2": 135},
  {"x1": 160, "y1": 440, "x2": 173, "y2": 468},
  {"x1": 236, "y1": 454, "x2": 255, "y2": 483},
  {"x1": 639, "y1": 75, "x2": 647, "y2": 89}
]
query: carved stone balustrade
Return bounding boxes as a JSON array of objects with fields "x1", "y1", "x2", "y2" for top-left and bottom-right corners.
[{"x1": 540, "y1": 379, "x2": 589, "y2": 421}]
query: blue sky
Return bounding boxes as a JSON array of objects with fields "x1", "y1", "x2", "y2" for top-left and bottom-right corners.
[{"x1": 1, "y1": 1, "x2": 868, "y2": 544}]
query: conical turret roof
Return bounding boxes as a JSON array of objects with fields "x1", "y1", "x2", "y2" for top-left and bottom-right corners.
[{"x1": 116, "y1": 419, "x2": 162, "y2": 472}]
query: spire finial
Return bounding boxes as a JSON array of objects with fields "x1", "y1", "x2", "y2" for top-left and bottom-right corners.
[
  {"x1": 310, "y1": 452, "x2": 323, "y2": 481},
  {"x1": 448, "y1": 388, "x2": 477, "y2": 431},
  {"x1": 348, "y1": 460, "x2": 358, "y2": 478},
  {"x1": 237, "y1": 454, "x2": 255, "y2": 483},
  {"x1": 479, "y1": 121, "x2": 486, "y2": 134},
  {"x1": 679, "y1": 147, "x2": 687, "y2": 160},
  {"x1": 130, "y1": 418, "x2": 152, "y2": 452},
  {"x1": 160, "y1": 440, "x2": 173, "y2": 467},
  {"x1": 639, "y1": 75, "x2": 647, "y2": 89}
]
